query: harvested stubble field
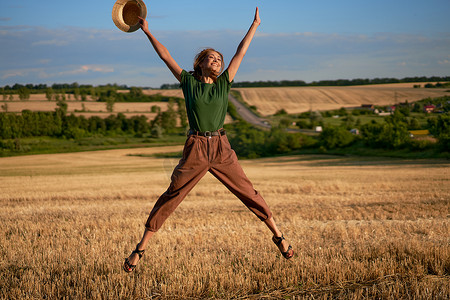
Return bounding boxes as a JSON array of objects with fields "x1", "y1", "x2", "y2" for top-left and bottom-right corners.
[
  {"x1": 234, "y1": 83, "x2": 450, "y2": 116},
  {"x1": 5, "y1": 95, "x2": 171, "y2": 119},
  {"x1": 0, "y1": 148, "x2": 449, "y2": 299},
  {"x1": 6, "y1": 83, "x2": 450, "y2": 119}
]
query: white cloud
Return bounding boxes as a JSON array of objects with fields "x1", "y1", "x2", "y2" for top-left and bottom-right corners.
[
  {"x1": 1, "y1": 25, "x2": 449, "y2": 87},
  {"x1": 59, "y1": 65, "x2": 114, "y2": 75},
  {"x1": 1, "y1": 70, "x2": 26, "y2": 79}
]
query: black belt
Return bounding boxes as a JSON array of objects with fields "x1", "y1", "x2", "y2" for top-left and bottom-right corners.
[{"x1": 188, "y1": 129, "x2": 226, "y2": 137}]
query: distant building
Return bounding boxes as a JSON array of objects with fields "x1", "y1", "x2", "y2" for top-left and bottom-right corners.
[
  {"x1": 387, "y1": 106, "x2": 396, "y2": 112},
  {"x1": 315, "y1": 126, "x2": 323, "y2": 132},
  {"x1": 350, "y1": 128, "x2": 360, "y2": 135},
  {"x1": 423, "y1": 105, "x2": 436, "y2": 113}
]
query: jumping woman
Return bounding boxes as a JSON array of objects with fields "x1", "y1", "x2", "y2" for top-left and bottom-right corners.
[{"x1": 123, "y1": 7, "x2": 294, "y2": 273}]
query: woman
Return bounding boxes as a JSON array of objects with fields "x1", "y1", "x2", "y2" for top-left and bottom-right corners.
[{"x1": 123, "y1": 7, "x2": 294, "y2": 273}]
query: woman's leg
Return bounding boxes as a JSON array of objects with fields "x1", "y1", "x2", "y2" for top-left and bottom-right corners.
[
  {"x1": 125, "y1": 228, "x2": 154, "y2": 266},
  {"x1": 264, "y1": 216, "x2": 292, "y2": 254},
  {"x1": 210, "y1": 135, "x2": 293, "y2": 257},
  {"x1": 124, "y1": 135, "x2": 210, "y2": 271}
]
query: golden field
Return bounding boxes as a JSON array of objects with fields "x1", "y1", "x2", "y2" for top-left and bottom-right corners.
[
  {"x1": 4, "y1": 83, "x2": 449, "y2": 119},
  {"x1": 0, "y1": 148, "x2": 448, "y2": 299},
  {"x1": 234, "y1": 83, "x2": 450, "y2": 116},
  {"x1": 3, "y1": 94, "x2": 170, "y2": 120}
]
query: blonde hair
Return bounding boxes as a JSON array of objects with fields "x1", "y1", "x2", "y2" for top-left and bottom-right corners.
[{"x1": 191, "y1": 48, "x2": 224, "y2": 83}]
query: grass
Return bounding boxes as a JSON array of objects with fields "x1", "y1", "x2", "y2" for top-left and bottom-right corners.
[
  {"x1": 0, "y1": 149, "x2": 448, "y2": 299},
  {"x1": 0, "y1": 135, "x2": 187, "y2": 157}
]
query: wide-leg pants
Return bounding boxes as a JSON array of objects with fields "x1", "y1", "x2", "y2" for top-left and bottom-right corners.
[{"x1": 145, "y1": 133, "x2": 273, "y2": 232}]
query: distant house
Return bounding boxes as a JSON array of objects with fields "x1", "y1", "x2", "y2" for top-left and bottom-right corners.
[
  {"x1": 387, "y1": 106, "x2": 396, "y2": 112},
  {"x1": 350, "y1": 128, "x2": 360, "y2": 135},
  {"x1": 423, "y1": 105, "x2": 436, "y2": 113}
]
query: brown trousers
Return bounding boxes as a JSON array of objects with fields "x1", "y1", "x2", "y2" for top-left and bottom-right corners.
[{"x1": 145, "y1": 133, "x2": 273, "y2": 232}]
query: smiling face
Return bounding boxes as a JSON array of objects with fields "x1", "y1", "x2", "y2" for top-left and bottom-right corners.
[
  {"x1": 200, "y1": 51, "x2": 223, "y2": 74},
  {"x1": 192, "y1": 48, "x2": 224, "y2": 82}
]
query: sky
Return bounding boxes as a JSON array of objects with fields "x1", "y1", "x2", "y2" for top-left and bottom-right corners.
[{"x1": 1, "y1": 0, "x2": 449, "y2": 88}]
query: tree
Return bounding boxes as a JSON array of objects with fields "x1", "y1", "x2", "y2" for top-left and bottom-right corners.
[
  {"x1": 46, "y1": 88, "x2": 54, "y2": 101},
  {"x1": 427, "y1": 115, "x2": 450, "y2": 151},
  {"x1": 151, "y1": 105, "x2": 161, "y2": 113},
  {"x1": 1, "y1": 102, "x2": 8, "y2": 112},
  {"x1": 275, "y1": 108, "x2": 287, "y2": 116},
  {"x1": 319, "y1": 126, "x2": 355, "y2": 149},
  {"x1": 154, "y1": 100, "x2": 177, "y2": 133},
  {"x1": 56, "y1": 99, "x2": 68, "y2": 117},
  {"x1": 73, "y1": 87, "x2": 80, "y2": 100},
  {"x1": 177, "y1": 98, "x2": 188, "y2": 129},
  {"x1": 18, "y1": 87, "x2": 30, "y2": 100},
  {"x1": 360, "y1": 118, "x2": 410, "y2": 149},
  {"x1": 130, "y1": 87, "x2": 143, "y2": 99},
  {"x1": 106, "y1": 96, "x2": 115, "y2": 113},
  {"x1": 408, "y1": 118, "x2": 420, "y2": 130}
]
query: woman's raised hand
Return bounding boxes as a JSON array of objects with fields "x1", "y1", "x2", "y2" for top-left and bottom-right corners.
[
  {"x1": 253, "y1": 7, "x2": 261, "y2": 26},
  {"x1": 138, "y1": 16, "x2": 149, "y2": 33}
]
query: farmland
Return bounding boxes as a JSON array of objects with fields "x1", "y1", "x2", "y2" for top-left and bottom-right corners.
[
  {"x1": 234, "y1": 83, "x2": 449, "y2": 116},
  {"x1": 3, "y1": 83, "x2": 448, "y2": 120},
  {"x1": 0, "y1": 148, "x2": 448, "y2": 299},
  {"x1": 3, "y1": 93, "x2": 170, "y2": 120}
]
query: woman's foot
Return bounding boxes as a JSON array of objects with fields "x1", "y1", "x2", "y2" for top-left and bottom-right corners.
[
  {"x1": 123, "y1": 244, "x2": 145, "y2": 273},
  {"x1": 272, "y1": 234, "x2": 294, "y2": 259}
]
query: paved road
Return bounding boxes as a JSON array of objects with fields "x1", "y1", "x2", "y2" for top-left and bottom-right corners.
[
  {"x1": 228, "y1": 94, "x2": 271, "y2": 129},
  {"x1": 228, "y1": 94, "x2": 306, "y2": 133}
]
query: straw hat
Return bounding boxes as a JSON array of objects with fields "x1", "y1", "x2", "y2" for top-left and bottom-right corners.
[{"x1": 112, "y1": 0, "x2": 147, "y2": 33}]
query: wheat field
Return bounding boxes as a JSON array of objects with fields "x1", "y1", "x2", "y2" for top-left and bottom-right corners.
[{"x1": 0, "y1": 147, "x2": 448, "y2": 299}]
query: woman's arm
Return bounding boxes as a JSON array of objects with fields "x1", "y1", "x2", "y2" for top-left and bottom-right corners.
[
  {"x1": 227, "y1": 7, "x2": 261, "y2": 82},
  {"x1": 139, "y1": 17, "x2": 183, "y2": 82}
]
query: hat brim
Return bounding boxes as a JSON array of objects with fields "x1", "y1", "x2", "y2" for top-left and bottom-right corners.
[{"x1": 112, "y1": 0, "x2": 147, "y2": 33}]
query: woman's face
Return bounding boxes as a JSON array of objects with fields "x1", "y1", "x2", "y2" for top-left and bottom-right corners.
[{"x1": 200, "y1": 51, "x2": 222, "y2": 74}]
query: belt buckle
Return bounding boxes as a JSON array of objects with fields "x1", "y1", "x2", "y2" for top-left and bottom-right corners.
[{"x1": 203, "y1": 131, "x2": 212, "y2": 138}]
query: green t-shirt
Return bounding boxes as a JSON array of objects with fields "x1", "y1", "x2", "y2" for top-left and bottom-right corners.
[{"x1": 180, "y1": 69, "x2": 232, "y2": 132}]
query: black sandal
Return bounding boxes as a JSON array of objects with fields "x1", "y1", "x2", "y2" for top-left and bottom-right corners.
[
  {"x1": 123, "y1": 244, "x2": 145, "y2": 273},
  {"x1": 272, "y1": 234, "x2": 294, "y2": 259}
]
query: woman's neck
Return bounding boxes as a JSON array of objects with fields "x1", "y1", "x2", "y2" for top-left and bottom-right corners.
[
  {"x1": 200, "y1": 75, "x2": 214, "y2": 84},
  {"x1": 200, "y1": 69, "x2": 215, "y2": 84}
]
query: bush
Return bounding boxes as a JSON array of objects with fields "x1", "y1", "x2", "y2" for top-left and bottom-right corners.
[
  {"x1": 225, "y1": 121, "x2": 310, "y2": 158},
  {"x1": 361, "y1": 117, "x2": 410, "y2": 149},
  {"x1": 319, "y1": 126, "x2": 355, "y2": 149},
  {"x1": 408, "y1": 138, "x2": 436, "y2": 151}
]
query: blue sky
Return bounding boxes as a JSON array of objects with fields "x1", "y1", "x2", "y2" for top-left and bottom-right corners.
[{"x1": 1, "y1": 0, "x2": 449, "y2": 88}]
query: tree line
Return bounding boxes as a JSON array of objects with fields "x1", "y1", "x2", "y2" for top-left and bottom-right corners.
[
  {"x1": 0, "y1": 98, "x2": 187, "y2": 150},
  {"x1": 3, "y1": 76, "x2": 450, "y2": 93},
  {"x1": 1, "y1": 92, "x2": 448, "y2": 158},
  {"x1": 231, "y1": 76, "x2": 450, "y2": 88},
  {"x1": 158, "y1": 76, "x2": 450, "y2": 89}
]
